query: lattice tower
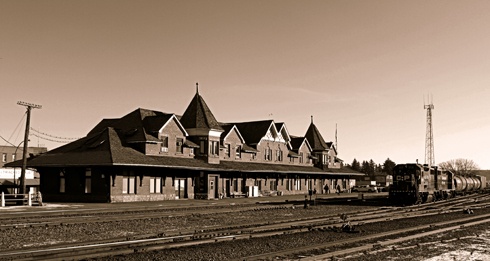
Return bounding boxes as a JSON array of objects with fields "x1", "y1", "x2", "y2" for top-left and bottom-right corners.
[{"x1": 424, "y1": 103, "x2": 435, "y2": 166}]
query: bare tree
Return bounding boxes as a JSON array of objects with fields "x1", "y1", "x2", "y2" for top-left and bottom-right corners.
[{"x1": 439, "y1": 158, "x2": 480, "y2": 176}]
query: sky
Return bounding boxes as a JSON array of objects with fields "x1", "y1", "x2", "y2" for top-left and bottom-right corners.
[{"x1": 1, "y1": 0, "x2": 490, "y2": 169}]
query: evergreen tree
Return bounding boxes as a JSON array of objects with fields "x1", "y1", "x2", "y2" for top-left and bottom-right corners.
[
  {"x1": 382, "y1": 158, "x2": 396, "y2": 175},
  {"x1": 351, "y1": 158, "x2": 360, "y2": 171},
  {"x1": 361, "y1": 160, "x2": 370, "y2": 175}
]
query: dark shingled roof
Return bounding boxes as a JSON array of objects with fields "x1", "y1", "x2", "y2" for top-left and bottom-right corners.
[
  {"x1": 142, "y1": 114, "x2": 175, "y2": 134},
  {"x1": 87, "y1": 108, "x2": 172, "y2": 143},
  {"x1": 17, "y1": 126, "x2": 361, "y2": 177},
  {"x1": 180, "y1": 91, "x2": 223, "y2": 131},
  {"x1": 290, "y1": 137, "x2": 306, "y2": 151},
  {"x1": 230, "y1": 120, "x2": 274, "y2": 145},
  {"x1": 305, "y1": 122, "x2": 329, "y2": 152}
]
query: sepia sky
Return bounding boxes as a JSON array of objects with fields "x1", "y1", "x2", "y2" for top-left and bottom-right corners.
[{"x1": 1, "y1": 1, "x2": 490, "y2": 169}]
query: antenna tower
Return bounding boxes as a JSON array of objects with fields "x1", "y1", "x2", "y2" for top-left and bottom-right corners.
[{"x1": 424, "y1": 97, "x2": 435, "y2": 166}]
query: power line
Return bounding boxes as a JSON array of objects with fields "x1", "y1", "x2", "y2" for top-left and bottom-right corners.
[
  {"x1": 29, "y1": 133, "x2": 72, "y2": 143},
  {"x1": 30, "y1": 127, "x2": 80, "y2": 140},
  {"x1": 0, "y1": 135, "x2": 17, "y2": 147}
]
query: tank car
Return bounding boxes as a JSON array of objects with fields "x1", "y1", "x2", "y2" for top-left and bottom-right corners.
[
  {"x1": 390, "y1": 163, "x2": 452, "y2": 204},
  {"x1": 453, "y1": 174, "x2": 486, "y2": 194}
]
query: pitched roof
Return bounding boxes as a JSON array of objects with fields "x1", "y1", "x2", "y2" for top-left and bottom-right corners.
[
  {"x1": 87, "y1": 108, "x2": 182, "y2": 144},
  {"x1": 18, "y1": 126, "x2": 361, "y2": 177},
  {"x1": 180, "y1": 89, "x2": 223, "y2": 131},
  {"x1": 87, "y1": 108, "x2": 172, "y2": 142},
  {"x1": 305, "y1": 121, "x2": 329, "y2": 152},
  {"x1": 230, "y1": 120, "x2": 275, "y2": 145},
  {"x1": 289, "y1": 136, "x2": 312, "y2": 152},
  {"x1": 220, "y1": 124, "x2": 245, "y2": 144}
]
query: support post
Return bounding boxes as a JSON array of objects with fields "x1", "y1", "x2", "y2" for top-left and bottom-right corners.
[
  {"x1": 1, "y1": 192, "x2": 4, "y2": 207},
  {"x1": 28, "y1": 191, "x2": 32, "y2": 206},
  {"x1": 17, "y1": 101, "x2": 42, "y2": 195}
]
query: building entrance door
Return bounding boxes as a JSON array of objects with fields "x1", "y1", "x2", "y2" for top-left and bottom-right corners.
[
  {"x1": 175, "y1": 179, "x2": 185, "y2": 199},
  {"x1": 209, "y1": 179, "x2": 215, "y2": 199},
  {"x1": 225, "y1": 180, "x2": 231, "y2": 197}
]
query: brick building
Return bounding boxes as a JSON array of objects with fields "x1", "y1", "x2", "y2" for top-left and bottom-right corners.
[
  {"x1": 10, "y1": 87, "x2": 361, "y2": 202},
  {"x1": 1, "y1": 145, "x2": 47, "y2": 193}
]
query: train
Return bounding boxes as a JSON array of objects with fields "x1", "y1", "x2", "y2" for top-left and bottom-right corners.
[{"x1": 389, "y1": 163, "x2": 487, "y2": 205}]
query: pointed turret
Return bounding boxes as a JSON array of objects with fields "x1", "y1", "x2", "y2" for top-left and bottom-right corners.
[
  {"x1": 305, "y1": 116, "x2": 329, "y2": 152},
  {"x1": 180, "y1": 83, "x2": 223, "y2": 164},
  {"x1": 180, "y1": 83, "x2": 224, "y2": 132},
  {"x1": 304, "y1": 116, "x2": 331, "y2": 169}
]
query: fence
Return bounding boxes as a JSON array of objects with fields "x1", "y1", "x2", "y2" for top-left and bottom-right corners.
[{"x1": 1, "y1": 192, "x2": 42, "y2": 207}]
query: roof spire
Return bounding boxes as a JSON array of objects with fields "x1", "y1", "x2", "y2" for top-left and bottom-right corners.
[
  {"x1": 311, "y1": 115, "x2": 313, "y2": 124},
  {"x1": 196, "y1": 82, "x2": 199, "y2": 94}
]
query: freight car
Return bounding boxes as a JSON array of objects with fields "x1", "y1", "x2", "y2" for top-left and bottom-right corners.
[{"x1": 389, "y1": 163, "x2": 486, "y2": 205}]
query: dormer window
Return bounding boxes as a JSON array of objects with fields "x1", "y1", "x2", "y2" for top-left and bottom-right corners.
[
  {"x1": 235, "y1": 145, "x2": 241, "y2": 159},
  {"x1": 176, "y1": 138, "x2": 183, "y2": 153},
  {"x1": 276, "y1": 149, "x2": 283, "y2": 162},
  {"x1": 264, "y1": 147, "x2": 272, "y2": 161},
  {"x1": 210, "y1": 141, "x2": 219, "y2": 156},
  {"x1": 161, "y1": 136, "x2": 168, "y2": 153}
]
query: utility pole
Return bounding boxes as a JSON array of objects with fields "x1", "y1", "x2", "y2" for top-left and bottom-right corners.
[
  {"x1": 17, "y1": 101, "x2": 42, "y2": 195},
  {"x1": 424, "y1": 99, "x2": 435, "y2": 167}
]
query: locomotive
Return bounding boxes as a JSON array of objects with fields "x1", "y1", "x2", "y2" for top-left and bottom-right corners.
[{"x1": 389, "y1": 163, "x2": 487, "y2": 205}]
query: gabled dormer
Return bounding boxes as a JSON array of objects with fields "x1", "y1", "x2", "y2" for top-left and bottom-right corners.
[
  {"x1": 232, "y1": 120, "x2": 289, "y2": 164},
  {"x1": 289, "y1": 136, "x2": 314, "y2": 165},
  {"x1": 275, "y1": 123, "x2": 291, "y2": 144},
  {"x1": 180, "y1": 83, "x2": 224, "y2": 164},
  {"x1": 220, "y1": 124, "x2": 246, "y2": 161},
  {"x1": 142, "y1": 113, "x2": 196, "y2": 157},
  {"x1": 324, "y1": 142, "x2": 341, "y2": 168}
]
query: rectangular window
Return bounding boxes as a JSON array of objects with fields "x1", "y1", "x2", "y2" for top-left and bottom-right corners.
[
  {"x1": 323, "y1": 154, "x2": 328, "y2": 165},
  {"x1": 277, "y1": 150, "x2": 283, "y2": 161},
  {"x1": 60, "y1": 172, "x2": 65, "y2": 193},
  {"x1": 122, "y1": 176, "x2": 137, "y2": 194},
  {"x1": 2, "y1": 153, "x2": 6, "y2": 162},
  {"x1": 85, "y1": 169, "x2": 92, "y2": 194},
  {"x1": 269, "y1": 180, "x2": 277, "y2": 191},
  {"x1": 299, "y1": 152, "x2": 304, "y2": 164},
  {"x1": 264, "y1": 148, "x2": 272, "y2": 161},
  {"x1": 295, "y1": 179, "x2": 301, "y2": 190},
  {"x1": 160, "y1": 136, "x2": 168, "y2": 152},
  {"x1": 235, "y1": 145, "x2": 241, "y2": 159},
  {"x1": 226, "y1": 144, "x2": 231, "y2": 158},
  {"x1": 200, "y1": 140, "x2": 206, "y2": 154},
  {"x1": 150, "y1": 177, "x2": 162, "y2": 193},
  {"x1": 12, "y1": 154, "x2": 16, "y2": 161},
  {"x1": 176, "y1": 138, "x2": 183, "y2": 153},
  {"x1": 210, "y1": 141, "x2": 219, "y2": 156}
]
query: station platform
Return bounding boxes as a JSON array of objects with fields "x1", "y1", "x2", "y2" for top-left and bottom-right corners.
[{"x1": 0, "y1": 192, "x2": 388, "y2": 214}]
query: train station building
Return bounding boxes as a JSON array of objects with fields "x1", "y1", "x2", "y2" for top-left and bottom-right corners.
[{"x1": 10, "y1": 86, "x2": 362, "y2": 202}]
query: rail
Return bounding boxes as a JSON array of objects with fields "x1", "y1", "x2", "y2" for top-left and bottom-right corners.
[{"x1": 1, "y1": 192, "x2": 42, "y2": 207}]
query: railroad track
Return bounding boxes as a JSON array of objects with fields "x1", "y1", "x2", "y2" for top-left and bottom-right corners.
[
  {"x1": 241, "y1": 214, "x2": 490, "y2": 260},
  {"x1": 0, "y1": 204, "x2": 295, "y2": 229},
  {"x1": 2, "y1": 194, "x2": 489, "y2": 260},
  {"x1": 2, "y1": 193, "x2": 485, "y2": 229}
]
